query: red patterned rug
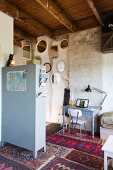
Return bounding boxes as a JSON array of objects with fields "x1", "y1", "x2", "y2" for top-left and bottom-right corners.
[
  {"x1": 57, "y1": 128, "x2": 103, "y2": 144},
  {"x1": 0, "y1": 124, "x2": 104, "y2": 170},
  {"x1": 0, "y1": 143, "x2": 70, "y2": 170},
  {"x1": 40, "y1": 157, "x2": 91, "y2": 170},
  {"x1": 65, "y1": 149, "x2": 103, "y2": 170},
  {"x1": 46, "y1": 133, "x2": 104, "y2": 157},
  {"x1": 0, "y1": 155, "x2": 32, "y2": 170}
]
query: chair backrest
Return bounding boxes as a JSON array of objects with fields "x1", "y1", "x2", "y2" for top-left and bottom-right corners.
[{"x1": 68, "y1": 109, "x2": 82, "y2": 118}]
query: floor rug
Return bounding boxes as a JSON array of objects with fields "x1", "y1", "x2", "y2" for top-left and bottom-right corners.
[
  {"x1": 57, "y1": 128, "x2": 103, "y2": 144},
  {"x1": 40, "y1": 157, "x2": 91, "y2": 170},
  {"x1": 46, "y1": 133, "x2": 104, "y2": 157},
  {"x1": 0, "y1": 155, "x2": 32, "y2": 170},
  {"x1": 65, "y1": 149, "x2": 104, "y2": 170},
  {"x1": 0, "y1": 143, "x2": 70, "y2": 170},
  {"x1": 46, "y1": 123, "x2": 62, "y2": 134}
]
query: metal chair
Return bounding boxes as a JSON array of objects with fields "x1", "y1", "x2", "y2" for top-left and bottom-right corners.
[{"x1": 68, "y1": 108, "x2": 86, "y2": 140}]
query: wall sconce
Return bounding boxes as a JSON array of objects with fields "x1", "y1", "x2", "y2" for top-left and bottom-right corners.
[{"x1": 85, "y1": 85, "x2": 107, "y2": 107}]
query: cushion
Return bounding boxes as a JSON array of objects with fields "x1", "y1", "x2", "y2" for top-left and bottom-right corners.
[{"x1": 100, "y1": 112, "x2": 113, "y2": 129}]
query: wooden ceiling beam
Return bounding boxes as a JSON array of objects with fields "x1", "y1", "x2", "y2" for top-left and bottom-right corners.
[
  {"x1": 86, "y1": 0, "x2": 104, "y2": 25},
  {"x1": 0, "y1": 0, "x2": 52, "y2": 36},
  {"x1": 36, "y1": 0, "x2": 76, "y2": 32},
  {"x1": 14, "y1": 39, "x2": 22, "y2": 47},
  {"x1": 53, "y1": 16, "x2": 99, "y2": 36},
  {"x1": 14, "y1": 28, "x2": 37, "y2": 42}
]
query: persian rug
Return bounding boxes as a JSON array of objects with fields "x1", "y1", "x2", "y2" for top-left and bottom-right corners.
[
  {"x1": 46, "y1": 123, "x2": 62, "y2": 134},
  {"x1": 0, "y1": 142, "x2": 70, "y2": 170},
  {"x1": 0, "y1": 155, "x2": 32, "y2": 170},
  {"x1": 46, "y1": 133, "x2": 104, "y2": 157},
  {"x1": 0, "y1": 124, "x2": 104, "y2": 170},
  {"x1": 40, "y1": 156, "x2": 91, "y2": 170},
  {"x1": 57, "y1": 128, "x2": 103, "y2": 144},
  {"x1": 65, "y1": 149, "x2": 104, "y2": 170}
]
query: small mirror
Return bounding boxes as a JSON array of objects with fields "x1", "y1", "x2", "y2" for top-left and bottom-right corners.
[
  {"x1": 23, "y1": 45, "x2": 31, "y2": 60},
  {"x1": 60, "y1": 39, "x2": 68, "y2": 49},
  {"x1": 36, "y1": 40, "x2": 47, "y2": 53},
  {"x1": 57, "y1": 60, "x2": 65, "y2": 73}
]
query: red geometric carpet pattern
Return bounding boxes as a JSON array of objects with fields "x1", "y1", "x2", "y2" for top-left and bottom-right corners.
[
  {"x1": 46, "y1": 133, "x2": 104, "y2": 157},
  {"x1": 0, "y1": 155, "x2": 32, "y2": 170},
  {"x1": 0, "y1": 142, "x2": 70, "y2": 170},
  {"x1": 40, "y1": 157, "x2": 91, "y2": 170},
  {"x1": 65, "y1": 149, "x2": 104, "y2": 170},
  {"x1": 57, "y1": 128, "x2": 103, "y2": 144},
  {"x1": 0, "y1": 124, "x2": 104, "y2": 170}
]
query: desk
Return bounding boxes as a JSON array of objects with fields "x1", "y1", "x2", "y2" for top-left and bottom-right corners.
[
  {"x1": 102, "y1": 135, "x2": 113, "y2": 170},
  {"x1": 62, "y1": 105, "x2": 100, "y2": 138}
]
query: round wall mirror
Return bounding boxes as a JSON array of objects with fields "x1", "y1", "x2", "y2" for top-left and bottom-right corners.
[
  {"x1": 60, "y1": 39, "x2": 68, "y2": 49},
  {"x1": 57, "y1": 60, "x2": 65, "y2": 73},
  {"x1": 36, "y1": 40, "x2": 47, "y2": 53}
]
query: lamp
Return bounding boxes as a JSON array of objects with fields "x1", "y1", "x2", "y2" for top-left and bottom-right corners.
[
  {"x1": 85, "y1": 85, "x2": 107, "y2": 107},
  {"x1": 85, "y1": 85, "x2": 92, "y2": 92}
]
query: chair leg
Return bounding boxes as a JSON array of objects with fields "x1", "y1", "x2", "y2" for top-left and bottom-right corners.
[
  {"x1": 79, "y1": 125, "x2": 82, "y2": 140},
  {"x1": 72, "y1": 122, "x2": 74, "y2": 128},
  {"x1": 74, "y1": 123, "x2": 77, "y2": 128},
  {"x1": 68, "y1": 122, "x2": 71, "y2": 134},
  {"x1": 84, "y1": 123, "x2": 86, "y2": 134}
]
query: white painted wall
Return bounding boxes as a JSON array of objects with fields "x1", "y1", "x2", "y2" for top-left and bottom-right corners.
[
  {"x1": 50, "y1": 43, "x2": 69, "y2": 122},
  {"x1": 102, "y1": 53, "x2": 113, "y2": 112},
  {"x1": 34, "y1": 36, "x2": 53, "y2": 122},
  {"x1": 14, "y1": 36, "x2": 69, "y2": 123},
  {"x1": 0, "y1": 12, "x2": 13, "y2": 142}
]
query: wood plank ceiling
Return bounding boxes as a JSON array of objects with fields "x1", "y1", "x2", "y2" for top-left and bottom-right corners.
[{"x1": 0, "y1": 0, "x2": 113, "y2": 46}]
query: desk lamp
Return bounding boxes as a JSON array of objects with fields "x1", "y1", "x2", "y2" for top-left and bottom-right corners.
[{"x1": 85, "y1": 85, "x2": 107, "y2": 107}]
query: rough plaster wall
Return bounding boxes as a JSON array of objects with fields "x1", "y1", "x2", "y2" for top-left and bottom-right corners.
[
  {"x1": 69, "y1": 28, "x2": 102, "y2": 106},
  {"x1": 69, "y1": 28, "x2": 102, "y2": 131}
]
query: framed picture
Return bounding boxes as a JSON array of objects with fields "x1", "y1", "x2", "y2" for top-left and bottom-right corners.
[
  {"x1": 76, "y1": 98, "x2": 89, "y2": 108},
  {"x1": 22, "y1": 45, "x2": 31, "y2": 60}
]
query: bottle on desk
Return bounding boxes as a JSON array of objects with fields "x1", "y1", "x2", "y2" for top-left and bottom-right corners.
[{"x1": 70, "y1": 93, "x2": 74, "y2": 106}]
